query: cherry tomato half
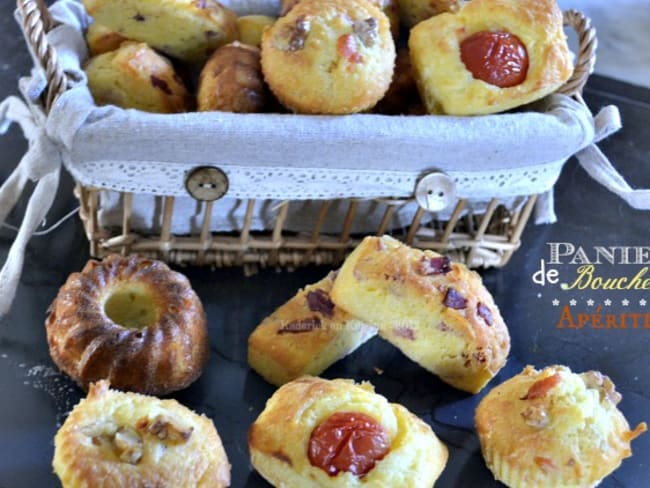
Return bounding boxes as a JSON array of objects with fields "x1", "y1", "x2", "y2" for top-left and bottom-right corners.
[
  {"x1": 460, "y1": 30, "x2": 529, "y2": 88},
  {"x1": 308, "y1": 412, "x2": 390, "y2": 477}
]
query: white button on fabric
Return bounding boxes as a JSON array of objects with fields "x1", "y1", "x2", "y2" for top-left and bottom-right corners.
[
  {"x1": 185, "y1": 166, "x2": 229, "y2": 201},
  {"x1": 414, "y1": 171, "x2": 456, "y2": 212}
]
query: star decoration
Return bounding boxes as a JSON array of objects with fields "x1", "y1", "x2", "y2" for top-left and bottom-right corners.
[
  {"x1": 552, "y1": 299, "x2": 560, "y2": 306},
  {"x1": 569, "y1": 299, "x2": 577, "y2": 307},
  {"x1": 604, "y1": 299, "x2": 612, "y2": 306},
  {"x1": 641, "y1": 299, "x2": 647, "y2": 307},
  {"x1": 622, "y1": 299, "x2": 630, "y2": 306},
  {"x1": 586, "y1": 299, "x2": 594, "y2": 306}
]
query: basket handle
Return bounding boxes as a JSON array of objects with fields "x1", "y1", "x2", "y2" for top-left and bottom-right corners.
[
  {"x1": 16, "y1": 0, "x2": 68, "y2": 113},
  {"x1": 559, "y1": 9, "x2": 597, "y2": 97}
]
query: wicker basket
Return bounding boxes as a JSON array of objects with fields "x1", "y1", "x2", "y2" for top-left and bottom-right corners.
[{"x1": 16, "y1": 0, "x2": 597, "y2": 272}]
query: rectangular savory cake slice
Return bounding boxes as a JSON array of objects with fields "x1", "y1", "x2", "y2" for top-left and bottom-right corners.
[
  {"x1": 248, "y1": 272, "x2": 377, "y2": 386},
  {"x1": 330, "y1": 235, "x2": 510, "y2": 393}
]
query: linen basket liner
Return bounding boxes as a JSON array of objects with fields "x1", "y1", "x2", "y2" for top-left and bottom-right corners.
[{"x1": 1, "y1": 0, "x2": 649, "y2": 317}]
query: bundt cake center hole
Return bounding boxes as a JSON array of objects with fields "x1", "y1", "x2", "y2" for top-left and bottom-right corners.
[{"x1": 104, "y1": 284, "x2": 160, "y2": 330}]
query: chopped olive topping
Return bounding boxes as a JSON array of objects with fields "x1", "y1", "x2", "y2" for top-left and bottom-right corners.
[
  {"x1": 417, "y1": 256, "x2": 451, "y2": 276},
  {"x1": 306, "y1": 289, "x2": 335, "y2": 318},
  {"x1": 444, "y1": 288, "x2": 467, "y2": 310}
]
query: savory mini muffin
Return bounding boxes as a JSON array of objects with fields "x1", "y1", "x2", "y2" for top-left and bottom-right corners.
[
  {"x1": 331, "y1": 235, "x2": 510, "y2": 394},
  {"x1": 249, "y1": 377, "x2": 448, "y2": 487},
  {"x1": 399, "y1": 0, "x2": 468, "y2": 29},
  {"x1": 46, "y1": 255, "x2": 208, "y2": 395},
  {"x1": 409, "y1": 0, "x2": 573, "y2": 115},
  {"x1": 85, "y1": 22, "x2": 129, "y2": 56},
  {"x1": 83, "y1": 0, "x2": 238, "y2": 63},
  {"x1": 236, "y1": 15, "x2": 276, "y2": 47},
  {"x1": 85, "y1": 42, "x2": 191, "y2": 113},
  {"x1": 475, "y1": 365, "x2": 647, "y2": 488},
  {"x1": 280, "y1": 0, "x2": 398, "y2": 38},
  {"x1": 248, "y1": 271, "x2": 377, "y2": 386},
  {"x1": 53, "y1": 381, "x2": 230, "y2": 488},
  {"x1": 261, "y1": 0, "x2": 396, "y2": 114},
  {"x1": 197, "y1": 42, "x2": 268, "y2": 113}
]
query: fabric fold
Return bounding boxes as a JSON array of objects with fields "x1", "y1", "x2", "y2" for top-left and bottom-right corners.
[
  {"x1": 0, "y1": 96, "x2": 63, "y2": 316},
  {"x1": 573, "y1": 103, "x2": 649, "y2": 211},
  {"x1": 577, "y1": 145, "x2": 650, "y2": 210}
]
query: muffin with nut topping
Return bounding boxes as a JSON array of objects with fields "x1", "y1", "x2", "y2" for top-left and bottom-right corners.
[
  {"x1": 281, "y1": 0, "x2": 399, "y2": 38},
  {"x1": 475, "y1": 365, "x2": 647, "y2": 488},
  {"x1": 261, "y1": 0, "x2": 395, "y2": 114},
  {"x1": 53, "y1": 380, "x2": 230, "y2": 488}
]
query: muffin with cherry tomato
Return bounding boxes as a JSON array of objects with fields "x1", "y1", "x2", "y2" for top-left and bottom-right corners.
[
  {"x1": 475, "y1": 365, "x2": 646, "y2": 488},
  {"x1": 409, "y1": 0, "x2": 573, "y2": 115},
  {"x1": 249, "y1": 376, "x2": 448, "y2": 487},
  {"x1": 261, "y1": 0, "x2": 395, "y2": 114}
]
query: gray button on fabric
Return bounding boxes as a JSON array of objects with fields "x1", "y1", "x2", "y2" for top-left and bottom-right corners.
[
  {"x1": 185, "y1": 166, "x2": 229, "y2": 201},
  {"x1": 415, "y1": 171, "x2": 456, "y2": 212}
]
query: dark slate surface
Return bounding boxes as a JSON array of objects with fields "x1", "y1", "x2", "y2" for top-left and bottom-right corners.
[{"x1": 0, "y1": 1, "x2": 649, "y2": 487}]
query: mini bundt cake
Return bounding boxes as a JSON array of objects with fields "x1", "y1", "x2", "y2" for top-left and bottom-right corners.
[
  {"x1": 53, "y1": 380, "x2": 231, "y2": 487},
  {"x1": 476, "y1": 365, "x2": 647, "y2": 487},
  {"x1": 330, "y1": 235, "x2": 510, "y2": 394},
  {"x1": 46, "y1": 255, "x2": 209, "y2": 396}
]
